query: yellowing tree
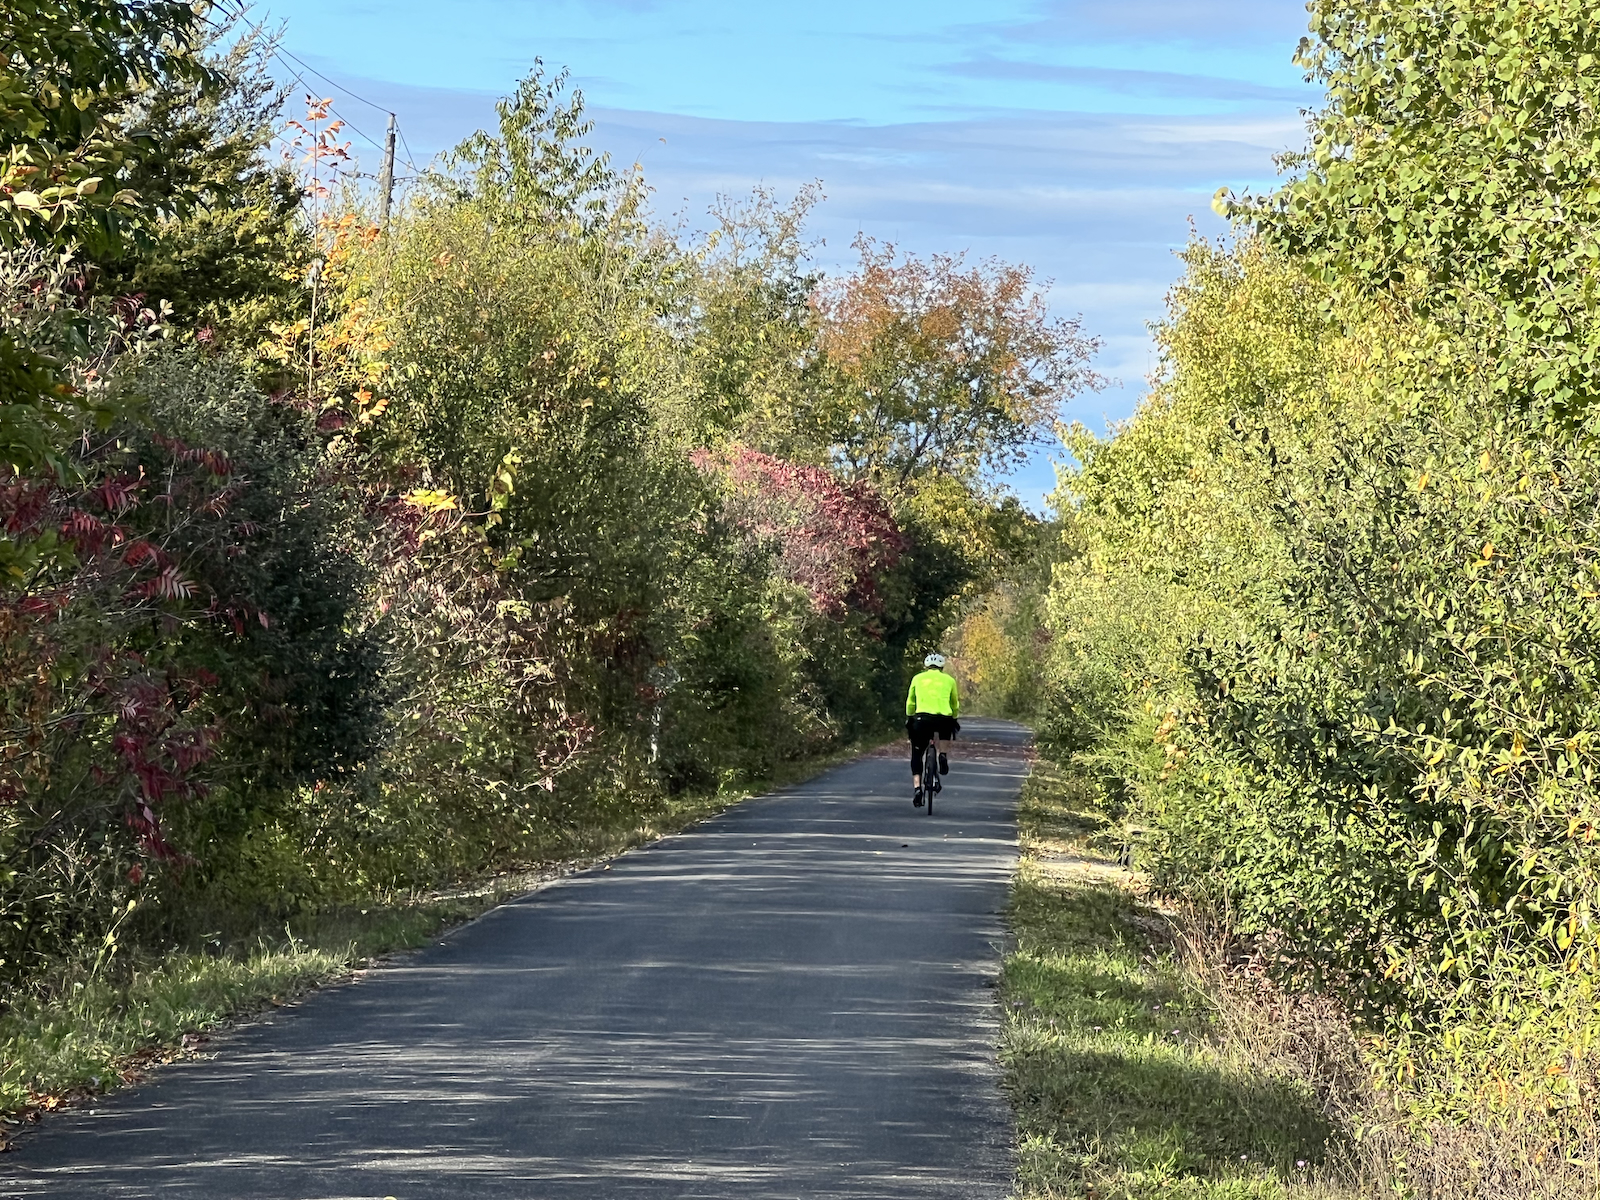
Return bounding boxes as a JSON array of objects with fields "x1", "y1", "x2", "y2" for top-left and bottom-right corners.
[{"x1": 811, "y1": 236, "x2": 1101, "y2": 492}]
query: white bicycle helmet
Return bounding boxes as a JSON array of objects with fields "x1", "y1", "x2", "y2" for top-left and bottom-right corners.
[{"x1": 923, "y1": 652, "x2": 946, "y2": 668}]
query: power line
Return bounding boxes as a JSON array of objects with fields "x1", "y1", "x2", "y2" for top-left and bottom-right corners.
[
  {"x1": 208, "y1": 0, "x2": 392, "y2": 117},
  {"x1": 205, "y1": 2, "x2": 399, "y2": 154},
  {"x1": 275, "y1": 59, "x2": 388, "y2": 155},
  {"x1": 207, "y1": 1, "x2": 426, "y2": 178},
  {"x1": 272, "y1": 42, "x2": 393, "y2": 121},
  {"x1": 256, "y1": 47, "x2": 414, "y2": 174},
  {"x1": 237, "y1": 21, "x2": 429, "y2": 173},
  {"x1": 397, "y1": 124, "x2": 423, "y2": 176},
  {"x1": 264, "y1": 48, "x2": 425, "y2": 175}
]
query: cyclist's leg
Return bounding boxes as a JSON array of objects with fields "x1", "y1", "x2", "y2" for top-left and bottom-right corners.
[{"x1": 910, "y1": 715, "x2": 938, "y2": 803}]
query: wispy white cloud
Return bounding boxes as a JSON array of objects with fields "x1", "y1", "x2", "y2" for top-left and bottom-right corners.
[
  {"x1": 995, "y1": 0, "x2": 1314, "y2": 47},
  {"x1": 286, "y1": 58, "x2": 1305, "y2": 507},
  {"x1": 939, "y1": 57, "x2": 1309, "y2": 103}
]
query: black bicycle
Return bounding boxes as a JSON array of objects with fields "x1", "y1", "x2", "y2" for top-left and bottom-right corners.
[{"x1": 921, "y1": 738, "x2": 940, "y2": 814}]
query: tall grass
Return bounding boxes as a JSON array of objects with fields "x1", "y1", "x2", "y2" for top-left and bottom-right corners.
[{"x1": 1003, "y1": 758, "x2": 1600, "y2": 1199}]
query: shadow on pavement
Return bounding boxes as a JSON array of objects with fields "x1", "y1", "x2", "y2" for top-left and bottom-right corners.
[{"x1": 4, "y1": 723, "x2": 1032, "y2": 1200}]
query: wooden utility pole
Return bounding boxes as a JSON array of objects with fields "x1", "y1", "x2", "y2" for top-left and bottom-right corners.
[{"x1": 378, "y1": 113, "x2": 396, "y2": 228}]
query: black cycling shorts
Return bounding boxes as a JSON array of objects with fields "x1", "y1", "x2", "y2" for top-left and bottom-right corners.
[{"x1": 907, "y1": 713, "x2": 959, "y2": 770}]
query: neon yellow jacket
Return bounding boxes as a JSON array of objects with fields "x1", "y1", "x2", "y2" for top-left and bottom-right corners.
[{"x1": 906, "y1": 669, "x2": 960, "y2": 718}]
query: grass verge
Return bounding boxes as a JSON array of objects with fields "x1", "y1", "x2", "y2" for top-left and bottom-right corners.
[
  {"x1": 0, "y1": 899, "x2": 480, "y2": 1135},
  {"x1": 0, "y1": 733, "x2": 890, "y2": 1140},
  {"x1": 1000, "y1": 759, "x2": 1351, "y2": 1200}
]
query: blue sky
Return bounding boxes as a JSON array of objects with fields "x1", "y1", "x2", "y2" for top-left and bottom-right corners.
[{"x1": 259, "y1": 0, "x2": 1320, "y2": 505}]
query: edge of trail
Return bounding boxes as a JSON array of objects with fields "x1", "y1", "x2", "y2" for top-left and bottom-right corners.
[
  {"x1": 5, "y1": 719, "x2": 1031, "y2": 1200},
  {"x1": 0, "y1": 732, "x2": 897, "y2": 1145}
]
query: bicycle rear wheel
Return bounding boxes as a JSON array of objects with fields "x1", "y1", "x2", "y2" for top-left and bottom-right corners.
[{"x1": 923, "y1": 742, "x2": 937, "y2": 815}]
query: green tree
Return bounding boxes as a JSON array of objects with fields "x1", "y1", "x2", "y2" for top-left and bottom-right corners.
[
  {"x1": 1038, "y1": 1, "x2": 1600, "y2": 1150},
  {"x1": 0, "y1": 0, "x2": 215, "y2": 256},
  {"x1": 685, "y1": 184, "x2": 825, "y2": 450},
  {"x1": 445, "y1": 59, "x2": 617, "y2": 229},
  {"x1": 1225, "y1": 0, "x2": 1600, "y2": 416},
  {"x1": 92, "y1": 22, "x2": 311, "y2": 345},
  {"x1": 1, "y1": 0, "x2": 221, "y2": 569},
  {"x1": 811, "y1": 237, "x2": 1101, "y2": 492}
]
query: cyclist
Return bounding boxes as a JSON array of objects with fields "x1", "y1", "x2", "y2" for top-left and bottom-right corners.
[{"x1": 906, "y1": 652, "x2": 960, "y2": 807}]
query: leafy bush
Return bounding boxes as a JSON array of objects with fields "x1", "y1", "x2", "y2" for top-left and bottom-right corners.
[
  {"x1": 0, "y1": 27, "x2": 1096, "y2": 1094},
  {"x1": 1037, "y1": 0, "x2": 1600, "y2": 1166}
]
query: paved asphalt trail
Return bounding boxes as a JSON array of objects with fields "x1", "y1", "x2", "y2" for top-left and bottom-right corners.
[{"x1": 4, "y1": 719, "x2": 1028, "y2": 1200}]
